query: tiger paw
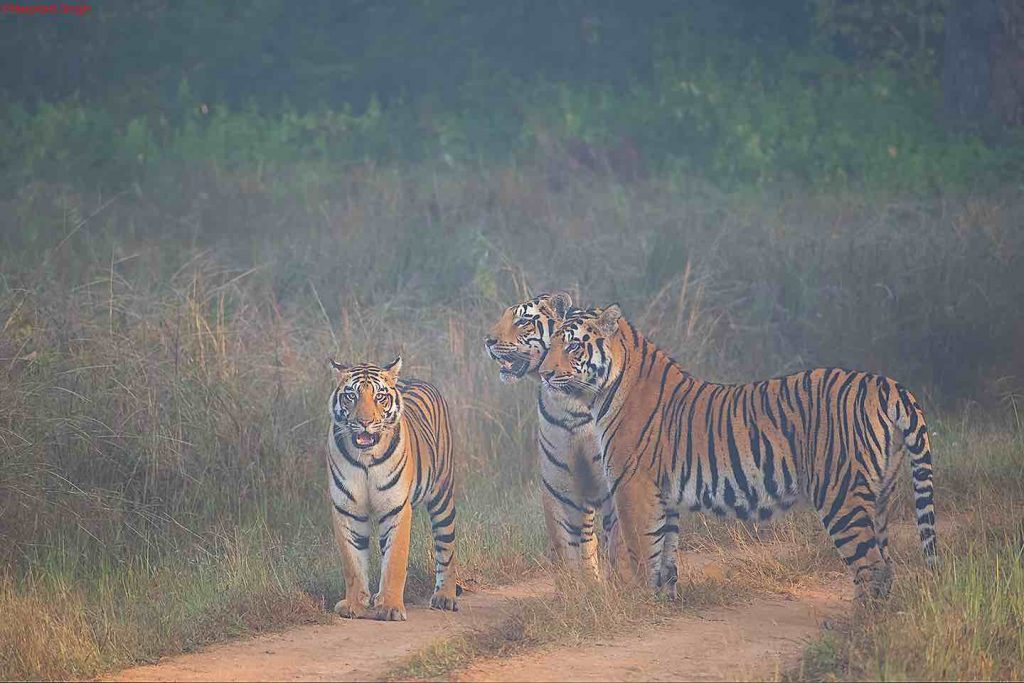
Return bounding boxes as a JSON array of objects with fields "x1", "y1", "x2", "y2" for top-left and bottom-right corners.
[
  {"x1": 430, "y1": 585, "x2": 460, "y2": 612},
  {"x1": 657, "y1": 581, "x2": 679, "y2": 601},
  {"x1": 853, "y1": 563, "x2": 894, "y2": 604},
  {"x1": 371, "y1": 603, "x2": 408, "y2": 621},
  {"x1": 333, "y1": 597, "x2": 371, "y2": 619},
  {"x1": 655, "y1": 580, "x2": 679, "y2": 601},
  {"x1": 654, "y1": 564, "x2": 679, "y2": 600}
]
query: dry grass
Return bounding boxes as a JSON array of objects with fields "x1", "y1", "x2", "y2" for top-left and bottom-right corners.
[
  {"x1": 1, "y1": 162, "x2": 1023, "y2": 680},
  {"x1": 387, "y1": 506, "x2": 851, "y2": 680},
  {"x1": 790, "y1": 420, "x2": 1024, "y2": 682},
  {"x1": 384, "y1": 568, "x2": 704, "y2": 682},
  {"x1": 386, "y1": 512, "x2": 849, "y2": 681},
  {"x1": 0, "y1": 526, "x2": 333, "y2": 680}
]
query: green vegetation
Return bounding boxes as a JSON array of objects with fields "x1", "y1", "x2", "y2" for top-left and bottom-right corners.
[
  {"x1": 3, "y1": 59, "x2": 1021, "y2": 193},
  {"x1": 2, "y1": 1, "x2": 1023, "y2": 680},
  {"x1": 2, "y1": 1, "x2": 1023, "y2": 192}
]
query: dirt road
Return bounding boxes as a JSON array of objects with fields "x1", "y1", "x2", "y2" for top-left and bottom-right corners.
[
  {"x1": 106, "y1": 580, "x2": 549, "y2": 682},
  {"x1": 458, "y1": 581, "x2": 847, "y2": 682},
  {"x1": 106, "y1": 574, "x2": 847, "y2": 682}
]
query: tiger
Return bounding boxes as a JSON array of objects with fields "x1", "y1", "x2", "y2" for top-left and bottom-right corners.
[
  {"x1": 485, "y1": 291, "x2": 620, "y2": 578},
  {"x1": 538, "y1": 304, "x2": 937, "y2": 600},
  {"x1": 326, "y1": 356, "x2": 460, "y2": 621}
]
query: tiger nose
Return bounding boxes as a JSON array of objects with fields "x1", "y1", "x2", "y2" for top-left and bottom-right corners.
[{"x1": 358, "y1": 418, "x2": 372, "y2": 428}]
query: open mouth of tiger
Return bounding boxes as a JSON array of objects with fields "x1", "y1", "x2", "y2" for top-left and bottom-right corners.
[
  {"x1": 497, "y1": 357, "x2": 530, "y2": 382},
  {"x1": 351, "y1": 431, "x2": 380, "y2": 449},
  {"x1": 487, "y1": 347, "x2": 532, "y2": 382}
]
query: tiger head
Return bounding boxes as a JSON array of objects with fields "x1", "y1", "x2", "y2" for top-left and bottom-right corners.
[
  {"x1": 329, "y1": 356, "x2": 403, "y2": 450},
  {"x1": 538, "y1": 304, "x2": 624, "y2": 397},
  {"x1": 484, "y1": 291, "x2": 573, "y2": 383}
]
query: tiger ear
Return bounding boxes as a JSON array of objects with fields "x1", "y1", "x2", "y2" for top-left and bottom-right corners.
[
  {"x1": 383, "y1": 355, "x2": 402, "y2": 379},
  {"x1": 549, "y1": 290, "x2": 573, "y2": 319},
  {"x1": 540, "y1": 290, "x2": 573, "y2": 320},
  {"x1": 330, "y1": 358, "x2": 351, "y2": 378},
  {"x1": 594, "y1": 304, "x2": 623, "y2": 336}
]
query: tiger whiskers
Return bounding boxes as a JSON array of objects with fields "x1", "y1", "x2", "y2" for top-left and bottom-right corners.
[{"x1": 545, "y1": 375, "x2": 599, "y2": 397}]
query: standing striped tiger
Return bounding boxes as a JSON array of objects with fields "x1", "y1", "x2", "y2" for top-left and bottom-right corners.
[
  {"x1": 327, "y1": 356, "x2": 460, "y2": 621},
  {"x1": 484, "y1": 292, "x2": 619, "y2": 578},
  {"x1": 538, "y1": 305, "x2": 937, "y2": 600}
]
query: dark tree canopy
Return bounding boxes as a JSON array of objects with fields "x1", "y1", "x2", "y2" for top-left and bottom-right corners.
[{"x1": 0, "y1": 0, "x2": 817, "y2": 113}]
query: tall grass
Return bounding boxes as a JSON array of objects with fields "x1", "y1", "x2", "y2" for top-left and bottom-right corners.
[
  {"x1": 2, "y1": 161, "x2": 1023, "y2": 679},
  {"x1": 795, "y1": 421, "x2": 1024, "y2": 681}
]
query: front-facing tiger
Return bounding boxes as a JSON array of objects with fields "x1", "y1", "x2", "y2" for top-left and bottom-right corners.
[
  {"x1": 539, "y1": 305, "x2": 937, "y2": 600},
  {"x1": 327, "y1": 356, "x2": 459, "y2": 621}
]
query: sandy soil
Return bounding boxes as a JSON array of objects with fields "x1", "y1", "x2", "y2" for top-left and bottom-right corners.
[
  {"x1": 104, "y1": 580, "x2": 551, "y2": 683},
  {"x1": 105, "y1": 565, "x2": 849, "y2": 682},
  {"x1": 458, "y1": 580, "x2": 849, "y2": 682}
]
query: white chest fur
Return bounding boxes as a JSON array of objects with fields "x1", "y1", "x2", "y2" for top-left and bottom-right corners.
[{"x1": 327, "y1": 425, "x2": 410, "y2": 518}]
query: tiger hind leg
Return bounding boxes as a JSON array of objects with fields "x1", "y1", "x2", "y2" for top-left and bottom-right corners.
[
  {"x1": 863, "y1": 451, "x2": 906, "y2": 600},
  {"x1": 426, "y1": 478, "x2": 460, "y2": 611},
  {"x1": 875, "y1": 461, "x2": 903, "y2": 565},
  {"x1": 818, "y1": 469, "x2": 890, "y2": 601}
]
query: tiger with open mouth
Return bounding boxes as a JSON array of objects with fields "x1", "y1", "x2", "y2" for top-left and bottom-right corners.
[
  {"x1": 327, "y1": 356, "x2": 460, "y2": 621},
  {"x1": 485, "y1": 292, "x2": 620, "y2": 578}
]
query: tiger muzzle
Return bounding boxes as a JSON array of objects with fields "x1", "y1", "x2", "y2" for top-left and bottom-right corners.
[{"x1": 485, "y1": 340, "x2": 531, "y2": 382}]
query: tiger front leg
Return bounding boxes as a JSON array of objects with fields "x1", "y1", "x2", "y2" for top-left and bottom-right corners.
[
  {"x1": 541, "y1": 484, "x2": 601, "y2": 579},
  {"x1": 578, "y1": 507, "x2": 601, "y2": 579},
  {"x1": 539, "y1": 439, "x2": 601, "y2": 579},
  {"x1": 427, "y1": 481, "x2": 459, "y2": 611},
  {"x1": 373, "y1": 500, "x2": 412, "y2": 621},
  {"x1": 655, "y1": 506, "x2": 680, "y2": 600},
  {"x1": 611, "y1": 474, "x2": 664, "y2": 591},
  {"x1": 599, "y1": 494, "x2": 626, "y2": 575},
  {"x1": 330, "y1": 507, "x2": 372, "y2": 619}
]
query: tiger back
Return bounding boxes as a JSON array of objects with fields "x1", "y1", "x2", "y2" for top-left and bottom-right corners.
[
  {"x1": 539, "y1": 305, "x2": 937, "y2": 601},
  {"x1": 326, "y1": 356, "x2": 459, "y2": 621}
]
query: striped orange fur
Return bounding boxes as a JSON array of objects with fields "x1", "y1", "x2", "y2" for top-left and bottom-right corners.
[
  {"x1": 327, "y1": 356, "x2": 459, "y2": 621},
  {"x1": 539, "y1": 305, "x2": 937, "y2": 600}
]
